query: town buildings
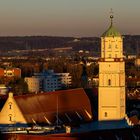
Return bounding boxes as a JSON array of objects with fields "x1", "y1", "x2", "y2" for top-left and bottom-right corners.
[{"x1": 0, "y1": 15, "x2": 139, "y2": 133}]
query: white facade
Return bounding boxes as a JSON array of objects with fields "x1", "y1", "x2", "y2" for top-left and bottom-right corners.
[
  {"x1": 0, "y1": 84, "x2": 9, "y2": 95},
  {"x1": 56, "y1": 73, "x2": 72, "y2": 86},
  {"x1": 25, "y1": 70, "x2": 72, "y2": 92},
  {"x1": 25, "y1": 77, "x2": 40, "y2": 93},
  {"x1": 98, "y1": 16, "x2": 126, "y2": 121},
  {"x1": 42, "y1": 71, "x2": 72, "y2": 92}
]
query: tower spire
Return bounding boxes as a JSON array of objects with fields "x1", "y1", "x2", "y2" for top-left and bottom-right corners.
[{"x1": 110, "y1": 8, "x2": 114, "y2": 26}]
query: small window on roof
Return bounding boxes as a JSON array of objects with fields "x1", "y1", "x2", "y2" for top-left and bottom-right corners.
[
  {"x1": 8, "y1": 102, "x2": 12, "y2": 109},
  {"x1": 8, "y1": 114, "x2": 12, "y2": 121},
  {"x1": 9, "y1": 104, "x2": 12, "y2": 109},
  {"x1": 9, "y1": 116, "x2": 12, "y2": 121}
]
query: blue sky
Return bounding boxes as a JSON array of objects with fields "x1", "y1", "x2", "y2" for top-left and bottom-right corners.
[{"x1": 0, "y1": 0, "x2": 140, "y2": 36}]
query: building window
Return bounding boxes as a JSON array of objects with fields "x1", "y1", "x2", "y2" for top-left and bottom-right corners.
[
  {"x1": 104, "y1": 112, "x2": 107, "y2": 117},
  {"x1": 108, "y1": 79, "x2": 111, "y2": 86},
  {"x1": 9, "y1": 116, "x2": 12, "y2": 121},
  {"x1": 8, "y1": 102, "x2": 12, "y2": 109},
  {"x1": 115, "y1": 54, "x2": 117, "y2": 58},
  {"x1": 8, "y1": 114, "x2": 12, "y2": 121},
  {"x1": 9, "y1": 104, "x2": 12, "y2": 109},
  {"x1": 108, "y1": 44, "x2": 111, "y2": 49},
  {"x1": 109, "y1": 54, "x2": 111, "y2": 58}
]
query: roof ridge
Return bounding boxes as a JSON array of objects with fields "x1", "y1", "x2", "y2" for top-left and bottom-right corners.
[{"x1": 14, "y1": 88, "x2": 84, "y2": 98}]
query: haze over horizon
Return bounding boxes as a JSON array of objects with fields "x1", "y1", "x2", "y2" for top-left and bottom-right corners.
[{"x1": 0, "y1": 0, "x2": 140, "y2": 37}]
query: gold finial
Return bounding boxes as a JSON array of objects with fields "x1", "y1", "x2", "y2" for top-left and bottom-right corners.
[{"x1": 110, "y1": 8, "x2": 114, "y2": 26}]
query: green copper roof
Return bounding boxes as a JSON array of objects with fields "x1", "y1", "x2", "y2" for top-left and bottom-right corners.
[
  {"x1": 102, "y1": 15, "x2": 121, "y2": 37},
  {"x1": 102, "y1": 25, "x2": 121, "y2": 37}
]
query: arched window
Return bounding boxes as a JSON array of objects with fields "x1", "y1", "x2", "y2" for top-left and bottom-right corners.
[
  {"x1": 8, "y1": 102, "x2": 12, "y2": 109},
  {"x1": 108, "y1": 79, "x2": 111, "y2": 86},
  {"x1": 9, "y1": 104, "x2": 12, "y2": 109},
  {"x1": 104, "y1": 112, "x2": 108, "y2": 117},
  {"x1": 9, "y1": 116, "x2": 12, "y2": 121},
  {"x1": 8, "y1": 114, "x2": 12, "y2": 121}
]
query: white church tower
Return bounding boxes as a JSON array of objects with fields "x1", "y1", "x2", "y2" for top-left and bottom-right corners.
[{"x1": 98, "y1": 14, "x2": 126, "y2": 121}]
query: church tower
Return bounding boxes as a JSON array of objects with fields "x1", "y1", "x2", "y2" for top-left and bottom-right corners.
[{"x1": 98, "y1": 14, "x2": 126, "y2": 121}]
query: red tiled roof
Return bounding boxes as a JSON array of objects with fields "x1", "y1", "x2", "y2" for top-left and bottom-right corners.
[
  {"x1": 126, "y1": 78, "x2": 140, "y2": 82},
  {"x1": 14, "y1": 88, "x2": 93, "y2": 124}
]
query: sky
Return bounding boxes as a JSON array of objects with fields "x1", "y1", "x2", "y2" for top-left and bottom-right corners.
[{"x1": 0, "y1": 0, "x2": 140, "y2": 37}]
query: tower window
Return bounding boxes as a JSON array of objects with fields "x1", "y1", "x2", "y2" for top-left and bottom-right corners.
[
  {"x1": 104, "y1": 112, "x2": 108, "y2": 117},
  {"x1": 108, "y1": 79, "x2": 111, "y2": 86},
  {"x1": 109, "y1": 54, "x2": 111, "y2": 58},
  {"x1": 108, "y1": 44, "x2": 111, "y2": 49}
]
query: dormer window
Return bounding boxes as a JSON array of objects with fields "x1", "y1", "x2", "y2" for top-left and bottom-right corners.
[
  {"x1": 8, "y1": 102, "x2": 12, "y2": 109},
  {"x1": 9, "y1": 116, "x2": 12, "y2": 121},
  {"x1": 9, "y1": 105, "x2": 12, "y2": 109},
  {"x1": 8, "y1": 114, "x2": 12, "y2": 121}
]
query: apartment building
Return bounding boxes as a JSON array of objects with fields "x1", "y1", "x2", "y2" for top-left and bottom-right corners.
[{"x1": 25, "y1": 70, "x2": 72, "y2": 92}]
